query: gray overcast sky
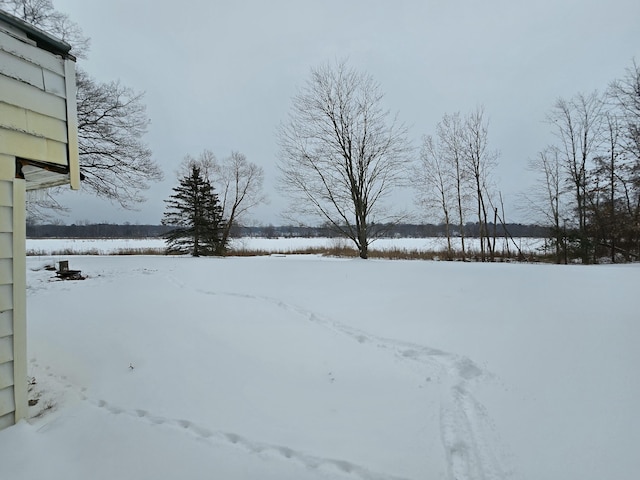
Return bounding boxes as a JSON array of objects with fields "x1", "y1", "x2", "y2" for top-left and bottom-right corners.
[{"x1": 51, "y1": 0, "x2": 640, "y2": 225}]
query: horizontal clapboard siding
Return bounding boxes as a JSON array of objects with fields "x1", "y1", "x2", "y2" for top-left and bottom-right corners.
[
  {"x1": 43, "y1": 68, "x2": 66, "y2": 97},
  {"x1": 0, "y1": 48, "x2": 45, "y2": 89},
  {"x1": 0, "y1": 335, "x2": 13, "y2": 363},
  {"x1": 0, "y1": 310, "x2": 11, "y2": 338},
  {"x1": 0, "y1": 74, "x2": 67, "y2": 121},
  {"x1": 0, "y1": 182, "x2": 11, "y2": 206},
  {"x1": 0, "y1": 28, "x2": 65, "y2": 76},
  {"x1": 0, "y1": 181, "x2": 10, "y2": 239},
  {"x1": 0, "y1": 206, "x2": 10, "y2": 231},
  {"x1": 0, "y1": 172, "x2": 14, "y2": 420},
  {"x1": 0, "y1": 284, "x2": 13, "y2": 311},
  {"x1": 0, "y1": 233, "x2": 11, "y2": 258},
  {"x1": 0, "y1": 258, "x2": 12, "y2": 285},
  {"x1": 0, "y1": 27, "x2": 72, "y2": 171},
  {"x1": 0, "y1": 362, "x2": 12, "y2": 390},
  {"x1": 0, "y1": 102, "x2": 68, "y2": 144},
  {"x1": 0, "y1": 410, "x2": 14, "y2": 430},
  {"x1": 0, "y1": 48, "x2": 66, "y2": 99},
  {"x1": 0, "y1": 385, "x2": 15, "y2": 417},
  {"x1": 0, "y1": 128, "x2": 67, "y2": 166}
]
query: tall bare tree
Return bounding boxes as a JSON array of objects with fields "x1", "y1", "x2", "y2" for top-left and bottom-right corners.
[
  {"x1": 411, "y1": 135, "x2": 454, "y2": 258},
  {"x1": 217, "y1": 151, "x2": 267, "y2": 249},
  {"x1": 609, "y1": 59, "x2": 640, "y2": 165},
  {"x1": 608, "y1": 60, "x2": 640, "y2": 257},
  {"x1": 529, "y1": 63, "x2": 640, "y2": 263},
  {"x1": 463, "y1": 107, "x2": 498, "y2": 261},
  {"x1": 413, "y1": 110, "x2": 498, "y2": 261},
  {"x1": 438, "y1": 112, "x2": 469, "y2": 260},
  {"x1": 587, "y1": 111, "x2": 625, "y2": 262},
  {"x1": 277, "y1": 60, "x2": 411, "y2": 259},
  {"x1": 524, "y1": 148, "x2": 566, "y2": 263},
  {"x1": 547, "y1": 91, "x2": 604, "y2": 262}
]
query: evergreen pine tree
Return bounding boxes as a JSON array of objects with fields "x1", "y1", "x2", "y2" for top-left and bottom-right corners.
[{"x1": 162, "y1": 166, "x2": 226, "y2": 256}]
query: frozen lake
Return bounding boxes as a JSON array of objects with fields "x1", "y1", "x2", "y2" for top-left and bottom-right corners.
[{"x1": 26, "y1": 236, "x2": 548, "y2": 256}]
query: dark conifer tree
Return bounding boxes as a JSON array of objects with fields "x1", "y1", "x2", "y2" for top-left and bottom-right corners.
[{"x1": 162, "y1": 166, "x2": 226, "y2": 256}]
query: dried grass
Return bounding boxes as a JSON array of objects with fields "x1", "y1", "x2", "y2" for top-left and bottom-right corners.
[{"x1": 27, "y1": 243, "x2": 554, "y2": 262}]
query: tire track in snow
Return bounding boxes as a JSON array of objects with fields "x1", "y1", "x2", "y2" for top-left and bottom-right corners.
[
  {"x1": 28, "y1": 358, "x2": 412, "y2": 480},
  {"x1": 193, "y1": 288, "x2": 511, "y2": 480}
]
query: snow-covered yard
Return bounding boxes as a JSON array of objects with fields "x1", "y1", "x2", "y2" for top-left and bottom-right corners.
[{"x1": 1, "y1": 254, "x2": 638, "y2": 479}]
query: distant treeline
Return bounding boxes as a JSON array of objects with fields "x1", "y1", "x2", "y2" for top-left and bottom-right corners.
[{"x1": 26, "y1": 223, "x2": 550, "y2": 239}]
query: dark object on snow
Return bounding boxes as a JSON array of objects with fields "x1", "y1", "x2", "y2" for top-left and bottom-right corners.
[{"x1": 56, "y1": 260, "x2": 85, "y2": 280}]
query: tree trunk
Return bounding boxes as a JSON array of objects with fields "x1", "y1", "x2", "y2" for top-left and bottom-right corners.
[
  {"x1": 444, "y1": 209, "x2": 452, "y2": 260},
  {"x1": 455, "y1": 168, "x2": 466, "y2": 261}
]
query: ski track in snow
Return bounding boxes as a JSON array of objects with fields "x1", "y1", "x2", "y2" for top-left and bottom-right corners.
[
  {"x1": 28, "y1": 359, "x2": 412, "y2": 480},
  {"x1": 190, "y1": 286, "x2": 511, "y2": 480}
]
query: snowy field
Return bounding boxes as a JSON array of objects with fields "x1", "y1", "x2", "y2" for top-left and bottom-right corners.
[
  {"x1": 0, "y1": 255, "x2": 638, "y2": 480},
  {"x1": 26, "y1": 236, "x2": 547, "y2": 256}
]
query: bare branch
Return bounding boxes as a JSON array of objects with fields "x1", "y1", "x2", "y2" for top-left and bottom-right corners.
[
  {"x1": 0, "y1": 0, "x2": 90, "y2": 57},
  {"x1": 75, "y1": 69, "x2": 163, "y2": 208}
]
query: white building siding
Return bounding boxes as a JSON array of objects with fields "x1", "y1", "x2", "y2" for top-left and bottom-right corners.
[
  {"x1": 0, "y1": 10, "x2": 77, "y2": 431},
  {"x1": 0, "y1": 177, "x2": 17, "y2": 429},
  {"x1": 0, "y1": 19, "x2": 79, "y2": 188},
  {"x1": 0, "y1": 172, "x2": 27, "y2": 431}
]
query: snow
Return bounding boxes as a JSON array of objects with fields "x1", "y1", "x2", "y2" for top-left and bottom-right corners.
[
  {"x1": 1, "y1": 253, "x2": 638, "y2": 479},
  {"x1": 26, "y1": 236, "x2": 547, "y2": 256}
]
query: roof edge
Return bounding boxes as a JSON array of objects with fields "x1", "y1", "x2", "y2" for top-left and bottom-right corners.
[{"x1": 0, "y1": 8, "x2": 75, "y2": 59}]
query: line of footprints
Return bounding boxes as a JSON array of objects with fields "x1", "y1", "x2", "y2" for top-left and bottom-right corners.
[{"x1": 29, "y1": 358, "x2": 412, "y2": 480}]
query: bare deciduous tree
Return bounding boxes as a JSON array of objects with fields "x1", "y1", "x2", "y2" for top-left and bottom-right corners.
[
  {"x1": 608, "y1": 62, "x2": 640, "y2": 255},
  {"x1": 532, "y1": 65, "x2": 640, "y2": 263},
  {"x1": 178, "y1": 150, "x2": 266, "y2": 252},
  {"x1": 413, "y1": 108, "x2": 498, "y2": 261},
  {"x1": 411, "y1": 135, "x2": 454, "y2": 258},
  {"x1": 180, "y1": 150, "x2": 218, "y2": 180},
  {"x1": 588, "y1": 112, "x2": 625, "y2": 262},
  {"x1": 463, "y1": 106, "x2": 498, "y2": 261},
  {"x1": 217, "y1": 151, "x2": 267, "y2": 248},
  {"x1": 76, "y1": 68, "x2": 162, "y2": 208},
  {"x1": 609, "y1": 59, "x2": 640, "y2": 164},
  {"x1": 277, "y1": 60, "x2": 411, "y2": 259},
  {"x1": 547, "y1": 91, "x2": 604, "y2": 262},
  {"x1": 438, "y1": 112, "x2": 469, "y2": 259},
  {"x1": 524, "y1": 147, "x2": 566, "y2": 263}
]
